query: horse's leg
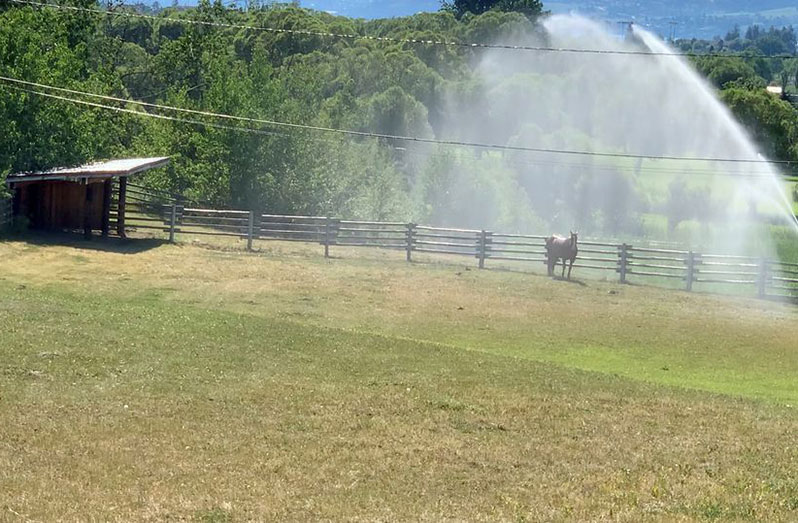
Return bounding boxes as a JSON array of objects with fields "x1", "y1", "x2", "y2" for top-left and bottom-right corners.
[
  {"x1": 561, "y1": 257, "x2": 566, "y2": 278},
  {"x1": 568, "y1": 256, "x2": 574, "y2": 280}
]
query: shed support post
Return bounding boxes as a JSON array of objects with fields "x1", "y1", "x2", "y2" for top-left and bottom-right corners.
[
  {"x1": 169, "y1": 203, "x2": 177, "y2": 243},
  {"x1": 117, "y1": 177, "x2": 127, "y2": 238},
  {"x1": 406, "y1": 223, "x2": 415, "y2": 262},
  {"x1": 101, "y1": 179, "x2": 112, "y2": 238},
  {"x1": 247, "y1": 210, "x2": 255, "y2": 251},
  {"x1": 686, "y1": 251, "x2": 695, "y2": 292},
  {"x1": 83, "y1": 182, "x2": 93, "y2": 240}
]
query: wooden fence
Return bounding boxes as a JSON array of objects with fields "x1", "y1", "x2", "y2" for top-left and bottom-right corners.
[{"x1": 104, "y1": 184, "x2": 798, "y2": 301}]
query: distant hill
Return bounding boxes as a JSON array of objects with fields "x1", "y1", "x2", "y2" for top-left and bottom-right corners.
[
  {"x1": 165, "y1": 1, "x2": 798, "y2": 38},
  {"x1": 295, "y1": 1, "x2": 798, "y2": 38},
  {"x1": 547, "y1": 0, "x2": 798, "y2": 14},
  {"x1": 300, "y1": 0, "x2": 440, "y2": 18},
  {"x1": 547, "y1": 1, "x2": 798, "y2": 39}
]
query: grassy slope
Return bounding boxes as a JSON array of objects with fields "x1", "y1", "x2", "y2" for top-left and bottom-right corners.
[
  {"x1": 2, "y1": 237, "x2": 796, "y2": 404},
  {"x1": 1, "y1": 237, "x2": 797, "y2": 520}
]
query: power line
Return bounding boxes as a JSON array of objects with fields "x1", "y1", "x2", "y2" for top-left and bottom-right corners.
[
  {"x1": 0, "y1": 83, "x2": 289, "y2": 137},
  {"x1": 8, "y1": 0, "x2": 798, "y2": 60},
  {"x1": 0, "y1": 74, "x2": 794, "y2": 167},
  {"x1": 398, "y1": 146, "x2": 798, "y2": 179},
  {"x1": 4, "y1": 83, "x2": 797, "y2": 184}
]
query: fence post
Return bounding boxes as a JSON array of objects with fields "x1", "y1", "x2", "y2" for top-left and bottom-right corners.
[
  {"x1": 405, "y1": 223, "x2": 415, "y2": 262},
  {"x1": 247, "y1": 210, "x2": 255, "y2": 251},
  {"x1": 324, "y1": 216, "x2": 331, "y2": 258},
  {"x1": 485, "y1": 231, "x2": 492, "y2": 268},
  {"x1": 757, "y1": 257, "x2": 767, "y2": 298},
  {"x1": 618, "y1": 243, "x2": 629, "y2": 284},
  {"x1": 478, "y1": 230, "x2": 487, "y2": 269},
  {"x1": 169, "y1": 203, "x2": 177, "y2": 243},
  {"x1": 685, "y1": 251, "x2": 695, "y2": 292}
]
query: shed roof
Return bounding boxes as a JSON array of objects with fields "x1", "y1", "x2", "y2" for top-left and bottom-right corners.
[{"x1": 6, "y1": 157, "x2": 170, "y2": 184}]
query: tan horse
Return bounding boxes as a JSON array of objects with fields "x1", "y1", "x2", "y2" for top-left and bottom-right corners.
[{"x1": 545, "y1": 231, "x2": 579, "y2": 279}]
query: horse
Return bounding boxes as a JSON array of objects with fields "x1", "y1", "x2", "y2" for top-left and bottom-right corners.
[{"x1": 545, "y1": 231, "x2": 579, "y2": 280}]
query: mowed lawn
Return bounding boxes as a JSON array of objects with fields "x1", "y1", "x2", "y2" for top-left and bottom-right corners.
[{"x1": 0, "y1": 237, "x2": 796, "y2": 521}]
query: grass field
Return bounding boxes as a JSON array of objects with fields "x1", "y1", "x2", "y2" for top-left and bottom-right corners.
[{"x1": 1, "y1": 235, "x2": 797, "y2": 521}]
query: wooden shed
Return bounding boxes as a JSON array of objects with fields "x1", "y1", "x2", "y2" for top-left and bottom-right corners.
[{"x1": 6, "y1": 157, "x2": 170, "y2": 239}]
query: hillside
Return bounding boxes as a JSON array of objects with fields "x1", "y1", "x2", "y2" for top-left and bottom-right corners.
[
  {"x1": 292, "y1": 1, "x2": 798, "y2": 39},
  {"x1": 548, "y1": 1, "x2": 798, "y2": 38}
]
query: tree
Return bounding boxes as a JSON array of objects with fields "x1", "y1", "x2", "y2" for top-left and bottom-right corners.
[
  {"x1": 694, "y1": 56, "x2": 762, "y2": 88},
  {"x1": 441, "y1": 0, "x2": 543, "y2": 20},
  {"x1": 720, "y1": 87, "x2": 798, "y2": 162},
  {"x1": 725, "y1": 25, "x2": 740, "y2": 41},
  {"x1": 782, "y1": 58, "x2": 798, "y2": 93}
]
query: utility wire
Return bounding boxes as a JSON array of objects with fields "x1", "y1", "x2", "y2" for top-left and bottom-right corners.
[
  {"x1": 0, "y1": 83, "x2": 288, "y2": 137},
  {"x1": 4, "y1": 82, "x2": 797, "y2": 183},
  {"x1": 399, "y1": 147, "x2": 798, "y2": 179},
  {"x1": 1, "y1": 74, "x2": 794, "y2": 167},
  {"x1": 8, "y1": 0, "x2": 798, "y2": 60}
]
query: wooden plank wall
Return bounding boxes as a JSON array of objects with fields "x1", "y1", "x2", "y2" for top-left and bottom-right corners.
[{"x1": 14, "y1": 181, "x2": 104, "y2": 231}]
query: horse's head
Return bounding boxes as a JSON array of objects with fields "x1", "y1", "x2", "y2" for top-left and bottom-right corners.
[{"x1": 570, "y1": 230, "x2": 579, "y2": 245}]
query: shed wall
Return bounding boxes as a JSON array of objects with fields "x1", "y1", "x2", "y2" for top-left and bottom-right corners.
[{"x1": 14, "y1": 181, "x2": 105, "y2": 231}]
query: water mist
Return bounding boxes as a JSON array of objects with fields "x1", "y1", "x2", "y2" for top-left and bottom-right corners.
[{"x1": 419, "y1": 15, "x2": 798, "y2": 258}]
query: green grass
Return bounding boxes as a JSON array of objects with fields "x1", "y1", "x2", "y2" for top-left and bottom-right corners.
[{"x1": 1, "y1": 237, "x2": 797, "y2": 520}]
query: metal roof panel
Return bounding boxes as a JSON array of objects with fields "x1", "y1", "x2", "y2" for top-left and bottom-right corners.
[{"x1": 7, "y1": 157, "x2": 170, "y2": 183}]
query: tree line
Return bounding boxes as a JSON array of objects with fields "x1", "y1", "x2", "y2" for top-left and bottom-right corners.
[{"x1": 0, "y1": 0, "x2": 795, "y2": 235}]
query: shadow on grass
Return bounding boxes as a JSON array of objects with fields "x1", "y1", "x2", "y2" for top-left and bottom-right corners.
[
  {"x1": 2, "y1": 231, "x2": 167, "y2": 254},
  {"x1": 551, "y1": 275, "x2": 589, "y2": 287}
]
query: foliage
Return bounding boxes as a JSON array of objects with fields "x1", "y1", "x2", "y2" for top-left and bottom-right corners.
[
  {"x1": 678, "y1": 24, "x2": 797, "y2": 57},
  {"x1": 0, "y1": 2, "x2": 796, "y2": 229},
  {"x1": 665, "y1": 178, "x2": 719, "y2": 234},
  {"x1": 681, "y1": 25, "x2": 798, "y2": 89},
  {"x1": 720, "y1": 87, "x2": 798, "y2": 161},
  {"x1": 694, "y1": 56, "x2": 762, "y2": 88}
]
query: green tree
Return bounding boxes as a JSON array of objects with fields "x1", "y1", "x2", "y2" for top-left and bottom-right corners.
[
  {"x1": 721, "y1": 87, "x2": 798, "y2": 162},
  {"x1": 694, "y1": 56, "x2": 762, "y2": 88}
]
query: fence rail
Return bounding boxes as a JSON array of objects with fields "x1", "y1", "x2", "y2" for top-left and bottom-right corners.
[{"x1": 45, "y1": 185, "x2": 798, "y2": 301}]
